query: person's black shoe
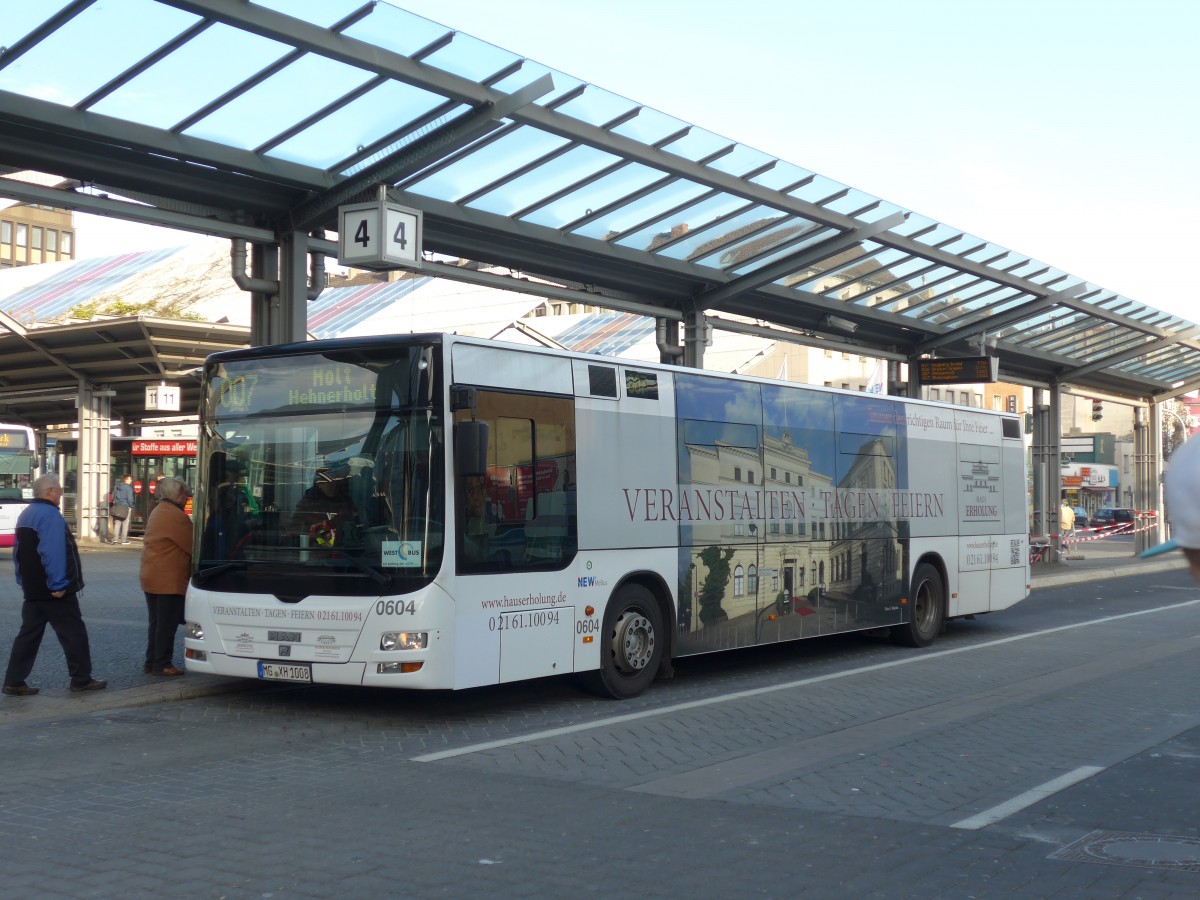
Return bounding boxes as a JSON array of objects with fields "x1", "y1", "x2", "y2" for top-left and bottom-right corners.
[
  {"x1": 69, "y1": 679, "x2": 108, "y2": 692},
  {"x1": 2, "y1": 683, "x2": 39, "y2": 696}
]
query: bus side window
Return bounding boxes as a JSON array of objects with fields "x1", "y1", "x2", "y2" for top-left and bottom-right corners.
[{"x1": 455, "y1": 390, "x2": 576, "y2": 573}]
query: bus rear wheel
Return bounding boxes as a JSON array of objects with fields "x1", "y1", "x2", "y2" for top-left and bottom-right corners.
[
  {"x1": 891, "y1": 562, "x2": 944, "y2": 648},
  {"x1": 582, "y1": 584, "x2": 664, "y2": 700}
]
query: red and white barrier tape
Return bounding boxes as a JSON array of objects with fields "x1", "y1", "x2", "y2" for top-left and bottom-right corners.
[{"x1": 1034, "y1": 513, "x2": 1160, "y2": 545}]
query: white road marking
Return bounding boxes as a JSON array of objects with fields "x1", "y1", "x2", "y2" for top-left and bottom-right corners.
[
  {"x1": 950, "y1": 766, "x2": 1106, "y2": 830},
  {"x1": 412, "y1": 597, "x2": 1200, "y2": 763}
]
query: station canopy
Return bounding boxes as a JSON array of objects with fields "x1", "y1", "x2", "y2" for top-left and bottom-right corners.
[{"x1": 1, "y1": 0, "x2": 1198, "y2": 406}]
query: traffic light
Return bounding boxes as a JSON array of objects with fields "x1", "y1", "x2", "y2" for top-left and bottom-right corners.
[{"x1": 1091, "y1": 399, "x2": 1103, "y2": 422}]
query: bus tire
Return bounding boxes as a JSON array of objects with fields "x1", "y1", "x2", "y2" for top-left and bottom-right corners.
[
  {"x1": 581, "y1": 584, "x2": 664, "y2": 700},
  {"x1": 891, "y1": 562, "x2": 944, "y2": 648}
]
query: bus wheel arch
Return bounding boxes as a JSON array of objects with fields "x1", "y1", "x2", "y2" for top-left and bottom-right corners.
[
  {"x1": 581, "y1": 574, "x2": 671, "y2": 699},
  {"x1": 891, "y1": 556, "x2": 946, "y2": 648}
]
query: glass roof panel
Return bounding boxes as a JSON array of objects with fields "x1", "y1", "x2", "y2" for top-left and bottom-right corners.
[
  {"x1": 490, "y1": 64, "x2": 584, "y2": 105},
  {"x1": 2, "y1": 2, "x2": 74, "y2": 47},
  {"x1": 616, "y1": 192, "x2": 759, "y2": 254},
  {"x1": 658, "y1": 126, "x2": 739, "y2": 163},
  {"x1": 653, "y1": 205, "x2": 778, "y2": 261},
  {"x1": 958, "y1": 241, "x2": 1011, "y2": 265},
  {"x1": 905, "y1": 221, "x2": 969, "y2": 249},
  {"x1": 267, "y1": 79, "x2": 445, "y2": 170},
  {"x1": 938, "y1": 290, "x2": 1032, "y2": 325},
  {"x1": 89, "y1": 24, "x2": 293, "y2": 131},
  {"x1": 342, "y1": 103, "x2": 471, "y2": 178},
  {"x1": 737, "y1": 229, "x2": 855, "y2": 280},
  {"x1": 608, "y1": 106, "x2": 691, "y2": 147},
  {"x1": 870, "y1": 265, "x2": 962, "y2": 307},
  {"x1": 183, "y1": 54, "x2": 375, "y2": 151},
  {"x1": 552, "y1": 85, "x2": 642, "y2": 129},
  {"x1": 565, "y1": 180, "x2": 709, "y2": 243},
  {"x1": 252, "y1": 0, "x2": 365, "y2": 27},
  {"x1": 339, "y1": 3, "x2": 453, "y2": 56},
  {"x1": 1023, "y1": 265, "x2": 1074, "y2": 286},
  {"x1": 522, "y1": 164, "x2": 666, "y2": 232},
  {"x1": 0, "y1": 0, "x2": 199, "y2": 108},
  {"x1": 421, "y1": 34, "x2": 523, "y2": 84},
  {"x1": 405, "y1": 127, "x2": 575, "y2": 202},
  {"x1": 750, "y1": 160, "x2": 816, "y2": 192},
  {"x1": 694, "y1": 219, "x2": 826, "y2": 272},
  {"x1": 789, "y1": 174, "x2": 853, "y2": 206},
  {"x1": 704, "y1": 144, "x2": 775, "y2": 178},
  {"x1": 820, "y1": 188, "x2": 885, "y2": 218},
  {"x1": 467, "y1": 145, "x2": 629, "y2": 218}
]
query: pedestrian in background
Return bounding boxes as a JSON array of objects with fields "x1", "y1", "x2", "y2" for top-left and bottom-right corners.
[
  {"x1": 139, "y1": 476, "x2": 192, "y2": 676},
  {"x1": 110, "y1": 472, "x2": 134, "y2": 545},
  {"x1": 3, "y1": 474, "x2": 107, "y2": 695},
  {"x1": 1060, "y1": 495, "x2": 1075, "y2": 544}
]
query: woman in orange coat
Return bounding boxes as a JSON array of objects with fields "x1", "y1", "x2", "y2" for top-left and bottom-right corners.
[{"x1": 139, "y1": 476, "x2": 192, "y2": 676}]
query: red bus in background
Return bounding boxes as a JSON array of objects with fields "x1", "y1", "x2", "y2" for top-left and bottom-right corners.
[{"x1": 58, "y1": 436, "x2": 197, "y2": 535}]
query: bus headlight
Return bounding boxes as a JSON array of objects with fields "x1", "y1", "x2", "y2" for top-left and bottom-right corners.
[
  {"x1": 380, "y1": 631, "x2": 428, "y2": 651},
  {"x1": 186, "y1": 622, "x2": 204, "y2": 640}
]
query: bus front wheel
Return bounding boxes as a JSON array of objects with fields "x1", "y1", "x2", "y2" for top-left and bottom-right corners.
[
  {"x1": 582, "y1": 584, "x2": 664, "y2": 700},
  {"x1": 891, "y1": 563, "x2": 944, "y2": 648}
]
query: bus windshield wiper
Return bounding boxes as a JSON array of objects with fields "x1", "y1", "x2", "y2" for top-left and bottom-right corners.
[
  {"x1": 331, "y1": 552, "x2": 389, "y2": 586},
  {"x1": 192, "y1": 561, "x2": 247, "y2": 585}
]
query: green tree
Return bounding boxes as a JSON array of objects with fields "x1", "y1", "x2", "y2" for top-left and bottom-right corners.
[{"x1": 697, "y1": 545, "x2": 734, "y2": 626}]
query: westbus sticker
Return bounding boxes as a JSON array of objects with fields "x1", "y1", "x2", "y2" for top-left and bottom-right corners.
[{"x1": 382, "y1": 540, "x2": 422, "y2": 568}]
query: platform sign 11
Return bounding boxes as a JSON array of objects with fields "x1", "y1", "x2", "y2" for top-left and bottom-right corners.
[{"x1": 338, "y1": 199, "x2": 423, "y2": 271}]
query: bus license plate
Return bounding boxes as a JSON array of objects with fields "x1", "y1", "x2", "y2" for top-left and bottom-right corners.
[{"x1": 257, "y1": 661, "x2": 312, "y2": 683}]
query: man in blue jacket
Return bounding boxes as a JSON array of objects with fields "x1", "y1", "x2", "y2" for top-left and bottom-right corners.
[{"x1": 3, "y1": 474, "x2": 107, "y2": 695}]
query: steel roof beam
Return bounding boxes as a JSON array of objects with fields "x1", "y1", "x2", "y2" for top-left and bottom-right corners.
[{"x1": 0, "y1": 180, "x2": 275, "y2": 242}]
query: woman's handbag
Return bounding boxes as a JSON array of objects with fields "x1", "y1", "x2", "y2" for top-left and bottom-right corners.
[{"x1": 110, "y1": 503, "x2": 131, "y2": 521}]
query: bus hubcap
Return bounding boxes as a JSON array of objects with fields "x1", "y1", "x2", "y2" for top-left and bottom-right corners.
[{"x1": 613, "y1": 610, "x2": 654, "y2": 673}]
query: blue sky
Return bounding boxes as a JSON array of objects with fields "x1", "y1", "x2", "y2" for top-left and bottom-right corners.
[{"x1": 77, "y1": 0, "x2": 1198, "y2": 322}]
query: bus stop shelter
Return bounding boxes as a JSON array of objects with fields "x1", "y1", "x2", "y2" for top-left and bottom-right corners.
[{"x1": 1, "y1": 0, "x2": 1198, "y2": 547}]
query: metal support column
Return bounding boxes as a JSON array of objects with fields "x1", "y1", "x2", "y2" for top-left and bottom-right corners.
[
  {"x1": 906, "y1": 355, "x2": 922, "y2": 399},
  {"x1": 1048, "y1": 386, "x2": 1064, "y2": 558},
  {"x1": 682, "y1": 308, "x2": 706, "y2": 369},
  {"x1": 75, "y1": 379, "x2": 111, "y2": 544},
  {"x1": 1029, "y1": 388, "x2": 1052, "y2": 542},
  {"x1": 249, "y1": 243, "x2": 280, "y2": 347},
  {"x1": 277, "y1": 230, "x2": 312, "y2": 345},
  {"x1": 886, "y1": 359, "x2": 901, "y2": 397},
  {"x1": 1135, "y1": 405, "x2": 1162, "y2": 555},
  {"x1": 1149, "y1": 401, "x2": 1168, "y2": 548}
]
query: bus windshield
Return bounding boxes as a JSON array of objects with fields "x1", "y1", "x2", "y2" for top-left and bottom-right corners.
[{"x1": 194, "y1": 344, "x2": 443, "y2": 595}]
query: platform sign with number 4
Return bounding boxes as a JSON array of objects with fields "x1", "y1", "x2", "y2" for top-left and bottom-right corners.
[{"x1": 338, "y1": 198, "x2": 422, "y2": 270}]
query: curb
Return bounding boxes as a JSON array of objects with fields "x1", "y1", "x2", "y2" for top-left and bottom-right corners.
[
  {"x1": 0, "y1": 674, "x2": 256, "y2": 725},
  {"x1": 1031, "y1": 556, "x2": 1188, "y2": 589}
]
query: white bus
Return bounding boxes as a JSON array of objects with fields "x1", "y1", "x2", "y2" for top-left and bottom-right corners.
[
  {"x1": 184, "y1": 334, "x2": 1029, "y2": 698},
  {"x1": 0, "y1": 423, "x2": 39, "y2": 548}
]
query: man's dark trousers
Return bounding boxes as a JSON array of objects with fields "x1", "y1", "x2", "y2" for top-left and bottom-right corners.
[{"x1": 4, "y1": 593, "x2": 93, "y2": 687}]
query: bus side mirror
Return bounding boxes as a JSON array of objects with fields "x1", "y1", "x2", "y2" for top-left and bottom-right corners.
[{"x1": 455, "y1": 421, "x2": 489, "y2": 477}]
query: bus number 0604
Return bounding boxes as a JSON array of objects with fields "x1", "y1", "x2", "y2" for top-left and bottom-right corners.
[{"x1": 376, "y1": 599, "x2": 416, "y2": 616}]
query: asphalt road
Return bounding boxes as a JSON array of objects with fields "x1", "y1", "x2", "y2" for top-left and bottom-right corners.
[{"x1": 1, "y1": 544, "x2": 1199, "y2": 898}]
